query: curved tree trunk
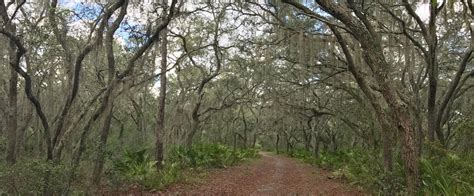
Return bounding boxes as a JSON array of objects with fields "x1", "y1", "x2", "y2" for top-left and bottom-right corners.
[{"x1": 91, "y1": 100, "x2": 114, "y2": 187}]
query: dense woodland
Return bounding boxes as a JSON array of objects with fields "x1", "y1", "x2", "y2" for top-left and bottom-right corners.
[{"x1": 0, "y1": 0, "x2": 473, "y2": 195}]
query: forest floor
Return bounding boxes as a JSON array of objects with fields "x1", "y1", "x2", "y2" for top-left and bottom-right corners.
[{"x1": 158, "y1": 152, "x2": 366, "y2": 195}]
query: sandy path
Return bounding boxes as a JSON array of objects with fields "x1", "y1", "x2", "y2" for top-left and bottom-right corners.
[{"x1": 161, "y1": 152, "x2": 366, "y2": 195}]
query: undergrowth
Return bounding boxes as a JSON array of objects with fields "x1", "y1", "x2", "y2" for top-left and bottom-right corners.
[
  {"x1": 287, "y1": 147, "x2": 474, "y2": 195},
  {"x1": 111, "y1": 143, "x2": 259, "y2": 191},
  {"x1": 0, "y1": 159, "x2": 69, "y2": 194}
]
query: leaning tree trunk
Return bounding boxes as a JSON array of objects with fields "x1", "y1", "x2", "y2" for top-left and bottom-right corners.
[
  {"x1": 91, "y1": 99, "x2": 114, "y2": 187},
  {"x1": 187, "y1": 91, "x2": 203, "y2": 148}
]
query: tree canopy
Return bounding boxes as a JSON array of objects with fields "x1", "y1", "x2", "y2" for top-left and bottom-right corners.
[{"x1": 0, "y1": 0, "x2": 473, "y2": 195}]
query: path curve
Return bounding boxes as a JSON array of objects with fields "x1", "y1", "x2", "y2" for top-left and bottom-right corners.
[{"x1": 162, "y1": 152, "x2": 366, "y2": 195}]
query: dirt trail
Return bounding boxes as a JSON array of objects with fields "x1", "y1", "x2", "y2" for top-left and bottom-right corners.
[{"x1": 162, "y1": 152, "x2": 366, "y2": 195}]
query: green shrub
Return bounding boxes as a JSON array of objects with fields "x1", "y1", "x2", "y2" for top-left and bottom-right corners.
[
  {"x1": 134, "y1": 162, "x2": 181, "y2": 189},
  {"x1": 235, "y1": 148, "x2": 259, "y2": 160},
  {"x1": 112, "y1": 144, "x2": 259, "y2": 191},
  {"x1": 0, "y1": 159, "x2": 69, "y2": 195},
  {"x1": 288, "y1": 148, "x2": 314, "y2": 163},
  {"x1": 287, "y1": 148, "x2": 473, "y2": 195},
  {"x1": 156, "y1": 162, "x2": 181, "y2": 186},
  {"x1": 168, "y1": 143, "x2": 258, "y2": 168},
  {"x1": 421, "y1": 154, "x2": 474, "y2": 195},
  {"x1": 311, "y1": 150, "x2": 403, "y2": 192},
  {"x1": 113, "y1": 149, "x2": 158, "y2": 185},
  {"x1": 287, "y1": 149, "x2": 401, "y2": 193}
]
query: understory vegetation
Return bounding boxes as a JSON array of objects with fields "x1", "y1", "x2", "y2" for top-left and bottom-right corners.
[
  {"x1": 0, "y1": 143, "x2": 258, "y2": 194},
  {"x1": 287, "y1": 145, "x2": 474, "y2": 195},
  {"x1": 109, "y1": 143, "x2": 258, "y2": 192}
]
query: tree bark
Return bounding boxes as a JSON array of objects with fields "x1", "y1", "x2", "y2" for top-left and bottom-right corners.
[
  {"x1": 186, "y1": 120, "x2": 199, "y2": 148},
  {"x1": 91, "y1": 99, "x2": 114, "y2": 187},
  {"x1": 155, "y1": 17, "x2": 168, "y2": 168},
  {"x1": 6, "y1": 37, "x2": 18, "y2": 164},
  {"x1": 16, "y1": 55, "x2": 34, "y2": 157},
  {"x1": 313, "y1": 132, "x2": 320, "y2": 158},
  {"x1": 241, "y1": 107, "x2": 248, "y2": 148},
  {"x1": 275, "y1": 133, "x2": 280, "y2": 154}
]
